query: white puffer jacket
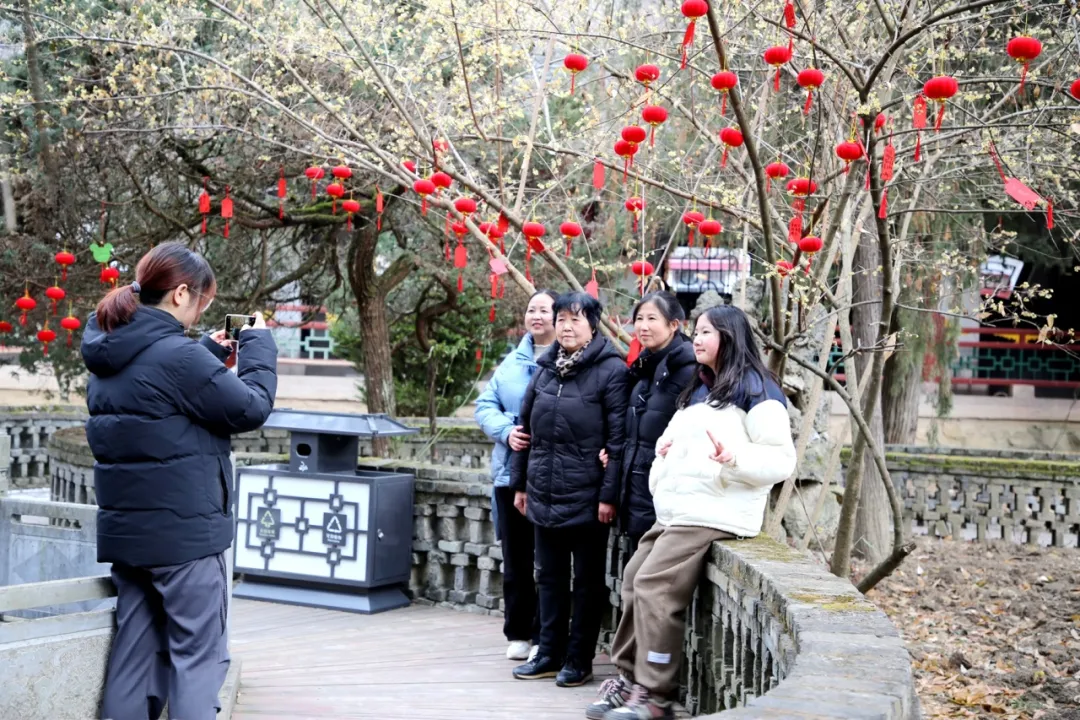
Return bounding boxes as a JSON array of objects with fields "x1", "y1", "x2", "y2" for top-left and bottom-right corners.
[{"x1": 648, "y1": 388, "x2": 796, "y2": 537}]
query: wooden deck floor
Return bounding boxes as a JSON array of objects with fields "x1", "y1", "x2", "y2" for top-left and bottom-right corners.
[{"x1": 230, "y1": 598, "x2": 615, "y2": 719}]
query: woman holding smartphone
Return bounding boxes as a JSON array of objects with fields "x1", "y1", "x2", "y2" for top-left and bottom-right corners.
[{"x1": 82, "y1": 242, "x2": 277, "y2": 720}]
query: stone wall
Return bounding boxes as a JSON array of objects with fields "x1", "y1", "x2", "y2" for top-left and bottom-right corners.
[
  {"x1": 0, "y1": 408, "x2": 86, "y2": 489},
  {"x1": 883, "y1": 445, "x2": 1080, "y2": 548}
]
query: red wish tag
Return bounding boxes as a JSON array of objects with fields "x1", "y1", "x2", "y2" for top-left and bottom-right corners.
[
  {"x1": 489, "y1": 257, "x2": 508, "y2": 275},
  {"x1": 1004, "y1": 178, "x2": 1042, "y2": 211}
]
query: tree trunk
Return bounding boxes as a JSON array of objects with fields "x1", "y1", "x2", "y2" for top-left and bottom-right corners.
[
  {"x1": 347, "y1": 216, "x2": 415, "y2": 455},
  {"x1": 882, "y1": 305, "x2": 923, "y2": 445},
  {"x1": 850, "y1": 230, "x2": 891, "y2": 564},
  {"x1": 20, "y1": 0, "x2": 59, "y2": 185}
]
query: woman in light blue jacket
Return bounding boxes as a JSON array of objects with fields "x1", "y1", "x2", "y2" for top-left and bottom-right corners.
[{"x1": 475, "y1": 289, "x2": 557, "y2": 661}]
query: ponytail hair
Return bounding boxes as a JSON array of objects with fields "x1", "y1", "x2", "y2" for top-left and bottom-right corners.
[{"x1": 96, "y1": 242, "x2": 217, "y2": 332}]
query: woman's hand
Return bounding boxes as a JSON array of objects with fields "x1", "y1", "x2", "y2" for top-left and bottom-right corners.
[
  {"x1": 657, "y1": 440, "x2": 673, "y2": 458},
  {"x1": 513, "y1": 491, "x2": 528, "y2": 516},
  {"x1": 209, "y1": 329, "x2": 238, "y2": 369},
  {"x1": 599, "y1": 449, "x2": 608, "y2": 468},
  {"x1": 706, "y1": 429, "x2": 734, "y2": 464},
  {"x1": 598, "y1": 502, "x2": 616, "y2": 524},
  {"x1": 508, "y1": 426, "x2": 531, "y2": 452},
  {"x1": 241, "y1": 311, "x2": 267, "y2": 331}
]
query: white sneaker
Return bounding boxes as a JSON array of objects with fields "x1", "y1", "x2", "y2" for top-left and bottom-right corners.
[{"x1": 506, "y1": 640, "x2": 532, "y2": 660}]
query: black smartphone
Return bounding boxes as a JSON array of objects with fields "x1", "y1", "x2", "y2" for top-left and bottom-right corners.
[{"x1": 225, "y1": 314, "x2": 256, "y2": 342}]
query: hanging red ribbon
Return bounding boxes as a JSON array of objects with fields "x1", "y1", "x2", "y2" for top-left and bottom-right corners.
[
  {"x1": 221, "y1": 187, "x2": 233, "y2": 238},
  {"x1": 912, "y1": 95, "x2": 927, "y2": 161},
  {"x1": 277, "y1": 167, "x2": 287, "y2": 220},
  {"x1": 198, "y1": 177, "x2": 211, "y2": 234},
  {"x1": 375, "y1": 187, "x2": 384, "y2": 231}
]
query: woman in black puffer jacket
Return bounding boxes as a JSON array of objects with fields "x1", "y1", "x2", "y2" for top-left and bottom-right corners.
[
  {"x1": 614, "y1": 292, "x2": 697, "y2": 547},
  {"x1": 509, "y1": 292, "x2": 630, "y2": 689}
]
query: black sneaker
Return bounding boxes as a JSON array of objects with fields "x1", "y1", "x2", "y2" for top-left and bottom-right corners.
[
  {"x1": 555, "y1": 660, "x2": 593, "y2": 687},
  {"x1": 512, "y1": 653, "x2": 562, "y2": 680}
]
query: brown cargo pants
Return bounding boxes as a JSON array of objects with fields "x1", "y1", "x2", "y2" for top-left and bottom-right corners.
[{"x1": 610, "y1": 523, "x2": 734, "y2": 694}]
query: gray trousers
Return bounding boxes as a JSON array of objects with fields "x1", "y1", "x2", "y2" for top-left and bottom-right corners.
[{"x1": 101, "y1": 553, "x2": 230, "y2": 720}]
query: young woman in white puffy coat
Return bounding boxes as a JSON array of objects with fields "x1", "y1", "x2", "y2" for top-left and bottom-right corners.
[{"x1": 587, "y1": 304, "x2": 796, "y2": 720}]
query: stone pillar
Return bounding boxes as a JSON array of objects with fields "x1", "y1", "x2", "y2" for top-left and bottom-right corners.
[{"x1": 0, "y1": 434, "x2": 10, "y2": 497}]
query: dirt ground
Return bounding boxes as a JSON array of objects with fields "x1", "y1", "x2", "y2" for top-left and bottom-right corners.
[{"x1": 857, "y1": 537, "x2": 1080, "y2": 719}]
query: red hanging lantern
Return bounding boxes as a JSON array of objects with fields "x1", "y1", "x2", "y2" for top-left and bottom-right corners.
[
  {"x1": 798, "y1": 235, "x2": 822, "y2": 254},
  {"x1": 719, "y1": 127, "x2": 744, "y2": 168},
  {"x1": 60, "y1": 314, "x2": 81, "y2": 347},
  {"x1": 341, "y1": 199, "x2": 361, "y2": 231},
  {"x1": 631, "y1": 260, "x2": 655, "y2": 295},
  {"x1": 682, "y1": 210, "x2": 705, "y2": 246},
  {"x1": 37, "y1": 325, "x2": 57, "y2": 356},
  {"x1": 862, "y1": 112, "x2": 887, "y2": 133},
  {"x1": 635, "y1": 64, "x2": 660, "y2": 87},
  {"x1": 1071, "y1": 78, "x2": 1080, "y2": 99},
  {"x1": 641, "y1": 105, "x2": 668, "y2": 147},
  {"x1": 15, "y1": 291, "x2": 36, "y2": 326},
  {"x1": 796, "y1": 68, "x2": 825, "y2": 114},
  {"x1": 621, "y1": 126, "x2": 647, "y2": 147},
  {"x1": 100, "y1": 267, "x2": 120, "y2": 287},
  {"x1": 325, "y1": 182, "x2": 345, "y2": 214},
  {"x1": 765, "y1": 161, "x2": 790, "y2": 191},
  {"x1": 402, "y1": 160, "x2": 417, "y2": 174},
  {"x1": 776, "y1": 260, "x2": 794, "y2": 278},
  {"x1": 923, "y1": 76, "x2": 958, "y2": 131},
  {"x1": 564, "y1": 54, "x2": 589, "y2": 94},
  {"x1": 198, "y1": 177, "x2": 212, "y2": 234},
  {"x1": 522, "y1": 222, "x2": 546, "y2": 282},
  {"x1": 331, "y1": 165, "x2": 352, "y2": 181},
  {"x1": 45, "y1": 285, "x2": 65, "y2": 315},
  {"x1": 710, "y1": 71, "x2": 738, "y2": 115},
  {"x1": 835, "y1": 141, "x2": 863, "y2": 172},
  {"x1": 453, "y1": 197, "x2": 478, "y2": 217},
  {"x1": 0, "y1": 321, "x2": 12, "y2": 333},
  {"x1": 1006, "y1": 36, "x2": 1042, "y2": 92},
  {"x1": 679, "y1": 0, "x2": 709, "y2": 69},
  {"x1": 304, "y1": 166, "x2": 325, "y2": 202},
  {"x1": 413, "y1": 179, "x2": 436, "y2": 216},
  {"x1": 614, "y1": 139, "x2": 638, "y2": 182},
  {"x1": 560, "y1": 221, "x2": 582, "y2": 256},
  {"x1": 220, "y1": 186, "x2": 234, "y2": 238},
  {"x1": 431, "y1": 171, "x2": 453, "y2": 193},
  {"x1": 625, "y1": 197, "x2": 644, "y2": 232},
  {"x1": 698, "y1": 218, "x2": 722, "y2": 248},
  {"x1": 277, "y1": 166, "x2": 287, "y2": 220},
  {"x1": 763, "y1": 46, "x2": 792, "y2": 92},
  {"x1": 375, "y1": 187, "x2": 384, "y2": 231},
  {"x1": 54, "y1": 251, "x2": 76, "y2": 281},
  {"x1": 786, "y1": 177, "x2": 817, "y2": 213}
]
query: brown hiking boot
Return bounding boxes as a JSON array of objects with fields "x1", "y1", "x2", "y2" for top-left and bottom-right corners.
[{"x1": 603, "y1": 684, "x2": 674, "y2": 720}]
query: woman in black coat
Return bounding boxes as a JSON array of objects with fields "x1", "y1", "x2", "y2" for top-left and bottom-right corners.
[
  {"x1": 82, "y1": 242, "x2": 277, "y2": 720},
  {"x1": 606, "y1": 292, "x2": 697, "y2": 547},
  {"x1": 509, "y1": 292, "x2": 630, "y2": 688}
]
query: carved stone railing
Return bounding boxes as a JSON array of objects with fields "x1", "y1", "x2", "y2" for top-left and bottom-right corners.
[
  {"x1": 852, "y1": 445, "x2": 1080, "y2": 548},
  {"x1": 43, "y1": 430, "x2": 919, "y2": 718},
  {"x1": 0, "y1": 498, "x2": 240, "y2": 719}
]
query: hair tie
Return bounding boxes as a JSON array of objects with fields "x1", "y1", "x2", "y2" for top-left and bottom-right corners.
[{"x1": 131, "y1": 281, "x2": 142, "y2": 295}]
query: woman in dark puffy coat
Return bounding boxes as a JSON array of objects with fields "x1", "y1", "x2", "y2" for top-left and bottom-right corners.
[
  {"x1": 604, "y1": 292, "x2": 697, "y2": 548},
  {"x1": 509, "y1": 292, "x2": 630, "y2": 688},
  {"x1": 82, "y1": 242, "x2": 277, "y2": 720}
]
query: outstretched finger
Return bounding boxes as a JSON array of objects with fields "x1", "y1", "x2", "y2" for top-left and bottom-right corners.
[{"x1": 706, "y1": 429, "x2": 723, "y2": 451}]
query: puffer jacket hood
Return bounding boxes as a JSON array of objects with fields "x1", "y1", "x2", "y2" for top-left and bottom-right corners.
[{"x1": 82, "y1": 307, "x2": 185, "y2": 377}]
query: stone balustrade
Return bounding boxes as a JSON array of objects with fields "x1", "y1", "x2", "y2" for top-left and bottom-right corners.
[
  {"x1": 38, "y1": 426, "x2": 919, "y2": 718},
  {"x1": 869, "y1": 445, "x2": 1080, "y2": 548}
]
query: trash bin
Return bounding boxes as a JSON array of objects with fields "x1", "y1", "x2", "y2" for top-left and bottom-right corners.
[{"x1": 231, "y1": 409, "x2": 418, "y2": 614}]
